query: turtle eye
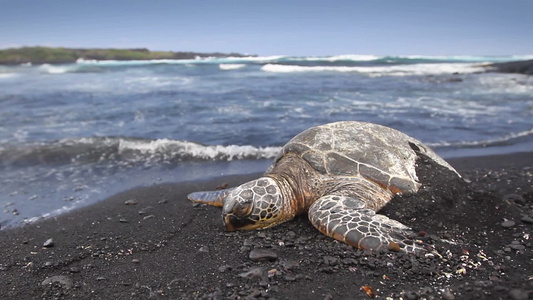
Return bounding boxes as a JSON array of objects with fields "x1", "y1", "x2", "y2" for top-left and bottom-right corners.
[{"x1": 233, "y1": 201, "x2": 252, "y2": 216}]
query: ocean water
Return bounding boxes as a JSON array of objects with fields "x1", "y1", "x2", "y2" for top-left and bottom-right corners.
[{"x1": 1, "y1": 55, "x2": 532, "y2": 229}]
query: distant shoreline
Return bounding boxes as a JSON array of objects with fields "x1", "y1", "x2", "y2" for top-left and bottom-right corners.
[{"x1": 0, "y1": 46, "x2": 252, "y2": 65}]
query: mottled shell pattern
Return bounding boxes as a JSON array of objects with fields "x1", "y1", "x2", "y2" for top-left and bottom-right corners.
[{"x1": 270, "y1": 121, "x2": 458, "y2": 194}]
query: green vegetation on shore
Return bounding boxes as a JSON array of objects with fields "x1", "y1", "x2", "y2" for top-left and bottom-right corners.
[{"x1": 0, "y1": 46, "x2": 250, "y2": 65}]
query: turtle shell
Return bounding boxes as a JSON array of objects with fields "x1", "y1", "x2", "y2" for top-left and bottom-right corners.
[{"x1": 272, "y1": 121, "x2": 457, "y2": 194}]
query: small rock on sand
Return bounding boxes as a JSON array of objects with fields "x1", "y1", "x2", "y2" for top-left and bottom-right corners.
[
  {"x1": 249, "y1": 249, "x2": 278, "y2": 261},
  {"x1": 501, "y1": 220, "x2": 516, "y2": 228},
  {"x1": 43, "y1": 238, "x2": 54, "y2": 248},
  {"x1": 41, "y1": 275, "x2": 74, "y2": 289},
  {"x1": 239, "y1": 266, "x2": 266, "y2": 281}
]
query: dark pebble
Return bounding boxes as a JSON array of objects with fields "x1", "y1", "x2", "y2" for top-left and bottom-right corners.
[
  {"x1": 41, "y1": 275, "x2": 74, "y2": 289},
  {"x1": 259, "y1": 280, "x2": 268, "y2": 287},
  {"x1": 501, "y1": 220, "x2": 516, "y2": 228},
  {"x1": 138, "y1": 206, "x2": 153, "y2": 215},
  {"x1": 280, "y1": 259, "x2": 299, "y2": 270},
  {"x1": 249, "y1": 248, "x2": 278, "y2": 261},
  {"x1": 124, "y1": 199, "x2": 138, "y2": 205},
  {"x1": 509, "y1": 288, "x2": 529, "y2": 300},
  {"x1": 119, "y1": 218, "x2": 129, "y2": 223},
  {"x1": 286, "y1": 231, "x2": 297, "y2": 239},
  {"x1": 43, "y1": 238, "x2": 54, "y2": 248},
  {"x1": 70, "y1": 267, "x2": 81, "y2": 273},
  {"x1": 509, "y1": 244, "x2": 525, "y2": 250},
  {"x1": 284, "y1": 274, "x2": 296, "y2": 281},
  {"x1": 218, "y1": 265, "x2": 232, "y2": 273},
  {"x1": 323, "y1": 255, "x2": 339, "y2": 266},
  {"x1": 441, "y1": 288, "x2": 455, "y2": 300},
  {"x1": 521, "y1": 216, "x2": 533, "y2": 224},
  {"x1": 503, "y1": 194, "x2": 525, "y2": 205},
  {"x1": 405, "y1": 291, "x2": 418, "y2": 300},
  {"x1": 239, "y1": 266, "x2": 265, "y2": 281}
]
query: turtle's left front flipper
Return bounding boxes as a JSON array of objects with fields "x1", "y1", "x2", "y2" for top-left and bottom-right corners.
[
  {"x1": 188, "y1": 188, "x2": 235, "y2": 207},
  {"x1": 308, "y1": 195, "x2": 427, "y2": 253}
]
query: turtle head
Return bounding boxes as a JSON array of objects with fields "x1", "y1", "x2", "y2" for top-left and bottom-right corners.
[{"x1": 222, "y1": 177, "x2": 285, "y2": 231}]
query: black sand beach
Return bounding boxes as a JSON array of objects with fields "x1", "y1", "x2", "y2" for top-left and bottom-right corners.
[{"x1": 1, "y1": 152, "x2": 531, "y2": 299}]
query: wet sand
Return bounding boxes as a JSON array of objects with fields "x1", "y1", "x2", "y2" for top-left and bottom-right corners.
[{"x1": 0, "y1": 152, "x2": 531, "y2": 299}]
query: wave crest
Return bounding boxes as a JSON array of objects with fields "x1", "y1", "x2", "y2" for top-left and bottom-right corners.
[
  {"x1": 428, "y1": 128, "x2": 533, "y2": 149},
  {"x1": 219, "y1": 64, "x2": 247, "y2": 70},
  {"x1": 117, "y1": 138, "x2": 280, "y2": 161},
  {"x1": 261, "y1": 63, "x2": 485, "y2": 76},
  {"x1": 0, "y1": 137, "x2": 281, "y2": 167}
]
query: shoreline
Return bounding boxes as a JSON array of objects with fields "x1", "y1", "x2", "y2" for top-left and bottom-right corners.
[
  {"x1": 1, "y1": 152, "x2": 531, "y2": 299},
  {"x1": 0, "y1": 46, "x2": 252, "y2": 65}
]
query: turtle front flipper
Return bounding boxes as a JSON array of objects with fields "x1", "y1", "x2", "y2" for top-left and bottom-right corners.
[
  {"x1": 188, "y1": 188, "x2": 235, "y2": 207},
  {"x1": 308, "y1": 195, "x2": 427, "y2": 253}
]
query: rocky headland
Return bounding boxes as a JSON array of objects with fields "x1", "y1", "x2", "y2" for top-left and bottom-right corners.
[{"x1": 0, "y1": 47, "x2": 252, "y2": 65}]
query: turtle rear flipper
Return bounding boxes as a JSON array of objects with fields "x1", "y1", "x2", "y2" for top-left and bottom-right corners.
[{"x1": 308, "y1": 195, "x2": 427, "y2": 253}]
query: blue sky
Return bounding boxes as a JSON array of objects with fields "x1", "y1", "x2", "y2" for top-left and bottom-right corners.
[{"x1": 1, "y1": 0, "x2": 532, "y2": 56}]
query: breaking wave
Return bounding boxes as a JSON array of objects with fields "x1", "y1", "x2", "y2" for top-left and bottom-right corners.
[
  {"x1": 39, "y1": 64, "x2": 75, "y2": 74},
  {"x1": 261, "y1": 63, "x2": 485, "y2": 77},
  {"x1": 19, "y1": 54, "x2": 533, "y2": 75},
  {"x1": 0, "y1": 137, "x2": 281, "y2": 167},
  {"x1": 219, "y1": 64, "x2": 247, "y2": 70},
  {"x1": 0, "y1": 73, "x2": 18, "y2": 79},
  {"x1": 428, "y1": 128, "x2": 533, "y2": 149},
  {"x1": 1, "y1": 129, "x2": 530, "y2": 167},
  {"x1": 292, "y1": 54, "x2": 381, "y2": 62}
]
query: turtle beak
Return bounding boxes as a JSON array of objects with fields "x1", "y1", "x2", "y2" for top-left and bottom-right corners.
[
  {"x1": 223, "y1": 213, "x2": 256, "y2": 231},
  {"x1": 223, "y1": 214, "x2": 236, "y2": 231}
]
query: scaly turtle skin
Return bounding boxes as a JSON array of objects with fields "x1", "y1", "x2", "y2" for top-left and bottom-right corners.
[{"x1": 188, "y1": 121, "x2": 461, "y2": 253}]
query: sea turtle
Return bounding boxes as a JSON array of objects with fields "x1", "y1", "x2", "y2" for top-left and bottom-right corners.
[{"x1": 188, "y1": 121, "x2": 461, "y2": 253}]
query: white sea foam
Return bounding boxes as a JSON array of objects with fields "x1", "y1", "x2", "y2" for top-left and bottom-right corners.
[
  {"x1": 403, "y1": 55, "x2": 533, "y2": 62},
  {"x1": 38, "y1": 64, "x2": 73, "y2": 74},
  {"x1": 23, "y1": 204, "x2": 78, "y2": 225},
  {"x1": 219, "y1": 55, "x2": 285, "y2": 62},
  {"x1": 117, "y1": 138, "x2": 281, "y2": 161},
  {"x1": 0, "y1": 73, "x2": 18, "y2": 79},
  {"x1": 294, "y1": 54, "x2": 381, "y2": 62},
  {"x1": 76, "y1": 58, "x2": 202, "y2": 66},
  {"x1": 35, "y1": 54, "x2": 533, "y2": 70},
  {"x1": 76, "y1": 58, "x2": 98, "y2": 64},
  {"x1": 474, "y1": 75, "x2": 533, "y2": 94},
  {"x1": 261, "y1": 63, "x2": 484, "y2": 77},
  {"x1": 428, "y1": 128, "x2": 533, "y2": 148},
  {"x1": 74, "y1": 55, "x2": 285, "y2": 66},
  {"x1": 219, "y1": 64, "x2": 247, "y2": 70}
]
